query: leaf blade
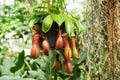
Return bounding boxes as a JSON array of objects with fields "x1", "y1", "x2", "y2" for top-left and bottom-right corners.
[
  {"x1": 51, "y1": 14, "x2": 65, "y2": 27},
  {"x1": 29, "y1": 17, "x2": 40, "y2": 27},
  {"x1": 10, "y1": 50, "x2": 25, "y2": 73},
  {"x1": 42, "y1": 15, "x2": 53, "y2": 33},
  {"x1": 72, "y1": 18, "x2": 86, "y2": 34},
  {"x1": 65, "y1": 15, "x2": 74, "y2": 37}
]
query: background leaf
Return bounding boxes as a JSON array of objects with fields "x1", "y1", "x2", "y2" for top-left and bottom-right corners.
[
  {"x1": 15, "y1": 42, "x2": 31, "y2": 49},
  {"x1": 10, "y1": 50, "x2": 25, "y2": 73},
  {"x1": 0, "y1": 46, "x2": 8, "y2": 55},
  {"x1": 28, "y1": 70, "x2": 48, "y2": 80},
  {"x1": 29, "y1": 17, "x2": 40, "y2": 27},
  {"x1": 1, "y1": 57, "x2": 14, "y2": 75},
  {"x1": 42, "y1": 15, "x2": 53, "y2": 33},
  {"x1": 76, "y1": 49, "x2": 87, "y2": 65},
  {"x1": 0, "y1": 76, "x2": 35, "y2": 80},
  {"x1": 72, "y1": 18, "x2": 86, "y2": 34}
]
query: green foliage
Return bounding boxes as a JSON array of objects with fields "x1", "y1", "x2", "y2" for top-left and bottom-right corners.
[
  {"x1": 10, "y1": 50, "x2": 25, "y2": 73},
  {"x1": 51, "y1": 13, "x2": 65, "y2": 27},
  {"x1": 26, "y1": 0, "x2": 85, "y2": 37},
  {"x1": 0, "y1": 0, "x2": 87, "y2": 80},
  {"x1": 72, "y1": 18, "x2": 85, "y2": 34},
  {"x1": 1, "y1": 57, "x2": 14, "y2": 75},
  {"x1": 28, "y1": 70, "x2": 48, "y2": 80},
  {"x1": 0, "y1": 47, "x2": 88, "y2": 80},
  {"x1": 0, "y1": 46, "x2": 8, "y2": 55},
  {"x1": 42, "y1": 15, "x2": 53, "y2": 33},
  {"x1": 33, "y1": 50, "x2": 58, "y2": 80},
  {"x1": 15, "y1": 42, "x2": 31, "y2": 49},
  {"x1": 29, "y1": 17, "x2": 41, "y2": 28},
  {"x1": 65, "y1": 15, "x2": 74, "y2": 37},
  {"x1": 0, "y1": 1, "x2": 30, "y2": 39},
  {"x1": 74, "y1": 49, "x2": 88, "y2": 66},
  {"x1": 41, "y1": 13, "x2": 84, "y2": 36},
  {"x1": 0, "y1": 76, "x2": 35, "y2": 80}
]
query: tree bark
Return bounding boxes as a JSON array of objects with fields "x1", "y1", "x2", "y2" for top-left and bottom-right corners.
[{"x1": 104, "y1": 0, "x2": 119, "y2": 80}]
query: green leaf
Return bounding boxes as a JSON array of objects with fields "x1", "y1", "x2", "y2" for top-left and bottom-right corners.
[
  {"x1": 32, "y1": 5, "x2": 47, "y2": 10},
  {"x1": 76, "y1": 50, "x2": 87, "y2": 65},
  {"x1": 79, "y1": 23, "x2": 86, "y2": 34},
  {"x1": 58, "y1": 0, "x2": 63, "y2": 9},
  {"x1": 2, "y1": 57, "x2": 14, "y2": 75},
  {"x1": 15, "y1": 42, "x2": 31, "y2": 49},
  {"x1": 29, "y1": 17, "x2": 40, "y2": 27},
  {"x1": 72, "y1": 18, "x2": 86, "y2": 34},
  {"x1": 72, "y1": 18, "x2": 81, "y2": 33},
  {"x1": 0, "y1": 76, "x2": 35, "y2": 80},
  {"x1": 65, "y1": 15, "x2": 74, "y2": 37},
  {"x1": 51, "y1": 14, "x2": 65, "y2": 27},
  {"x1": 47, "y1": 50, "x2": 57, "y2": 68},
  {"x1": 0, "y1": 76, "x2": 23, "y2": 80},
  {"x1": 35, "y1": 56, "x2": 48, "y2": 71},
  {"x1": 15, "y1": 14, "x2": 24, "y2": 23},
  {"x1": 0, "y1": 46, "x2": 8, "y2": 55},
  {"x1": 10, "y1": 50, "x2": 25, "y2": 73},
  {"x1": 28, "y1": 70, "x2": 48, "y2": 80},
  {"x1": 46, "y1": 50, "x2": 57, "y2": 79},
  {"x1": 36, "y1": 50, "x2": 57, "y2": 80},
  {"x1": 42, "y1": 15, "x2": 53, "y2": 33}
]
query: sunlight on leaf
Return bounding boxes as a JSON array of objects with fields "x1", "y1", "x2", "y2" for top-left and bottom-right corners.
[{"x1": 42, "y1": 15, "x2": 53, "y2": 33}]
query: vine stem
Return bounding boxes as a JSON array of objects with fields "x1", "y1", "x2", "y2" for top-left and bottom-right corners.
[
  {"x1": 24, "y1": 60, "x2": 32, "y2": 71},
  {"x1": 91, "y1": 1, "x2": 101, "y2": 80},
  {"x1": 91, "y1": 0, "x2": 94, "y2": 50},
  {"x1": 48, "y1": 0, "x2": 50, "y2": 13}
]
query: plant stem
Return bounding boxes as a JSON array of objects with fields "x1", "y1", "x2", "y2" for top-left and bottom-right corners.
[
  {"x1": 48, "y1": 0, "x2": 50, "y2": 13},
  {"x1": 24, "y1": 60, "x2": 32, "y2": 71}
]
